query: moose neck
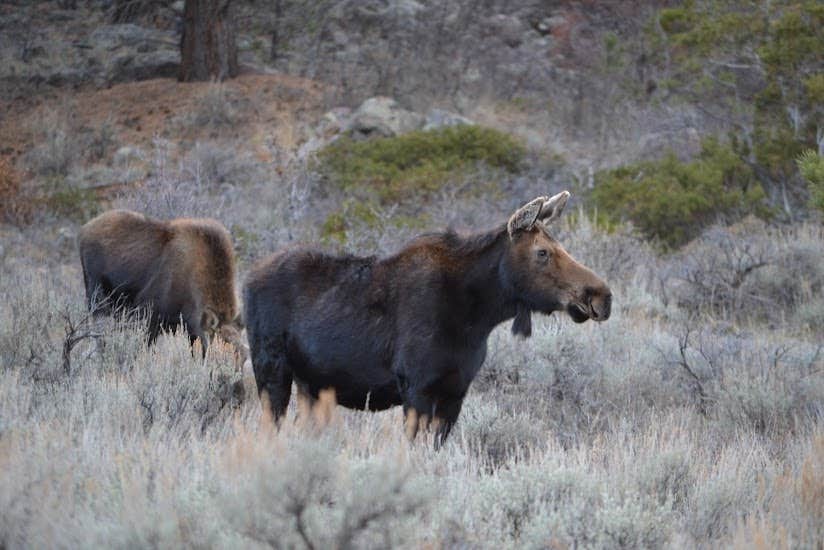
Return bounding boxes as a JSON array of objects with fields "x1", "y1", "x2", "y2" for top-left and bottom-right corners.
[{"x1": 450, "y1": 225, "x2": 520, "y2": 340}]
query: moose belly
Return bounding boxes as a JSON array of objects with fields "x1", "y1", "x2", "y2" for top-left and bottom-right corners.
[
  {"x1": 294, "y1": 371, "x2": 401, "y2": 411},
  {"x1": 286, "y1": 333, "x2": 401, "y2": 411}
]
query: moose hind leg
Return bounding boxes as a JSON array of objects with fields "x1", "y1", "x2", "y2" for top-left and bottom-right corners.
[{"x1": 250, "y1": 334, "x2": 293, "y2": 423}]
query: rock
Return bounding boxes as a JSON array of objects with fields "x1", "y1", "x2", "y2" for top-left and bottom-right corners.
[
  {"x1": 544, "y1": 15, "x2": 568, "y2": 31},
  {"x1": 346, "y1": 97, "x2": 424, "y2": 139},
  {"x1": 331, "y1": 30, "x2": 349, "y2": 46},
  {"x1": 106, "y1": 49, "x2": 179, "y2": 84},
  {"x1": 90, "y1": 24, "x2": 172, "y2": 51},
  {"x1": 57, "y1": 226, "x2": 76, "y2": 251},
  {"x1": 486, "y1": 14, "x2": 523, "y2": 48},
  {"x1": 387, "y1": 0, "x2": 425, "y2": 18},
  {"x1": 85, "y1": 24, "x2": 179, "y2": 84},
  {"x1": 297, "y1": 136, "x2": 327, "y2": 161},
  {"x1": 529, "y1": 36, "x2": 552, "y2": 50},
  {"x1": 58, "y1": 226, "x2": 75, "y2": 240},
  {"x1": 44, "y1": 67, "x2": 92, "y2": 87},
  {"x1": 422, "y1": 108, "x2": 473, "y2": 131},
  {"x1": 113, "y1": 146, "x2": 143, "y2": 166},
  {"x1": 319, "y1": 107, "x2": 352, "y2": 137},
  {"x1": 351, "y1": 0, "x2": 424, "y2": 22}
]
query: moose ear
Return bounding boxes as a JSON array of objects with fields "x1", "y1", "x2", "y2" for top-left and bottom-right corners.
[
  {"x1": 201, "y1": 309, "x2": 220, "y2": 333},
  {"x1": 508, "y1": 196, "x2": 548, "y2": 238},
  {"x1": 538, "y1": 190, "x2": 570, "y2": 224}
]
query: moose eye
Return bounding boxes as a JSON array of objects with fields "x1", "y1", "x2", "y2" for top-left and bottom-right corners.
[{"x1": 536, "y1": 249, "x2": 549, "y2": 260}]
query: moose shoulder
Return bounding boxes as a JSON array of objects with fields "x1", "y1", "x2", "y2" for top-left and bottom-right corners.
[
  {"x1": 244, "y1": 192, "x2": 611, "y2": 445},
  {"x1": 78, "y1": 209, "x2": 244, "y2": 356}
]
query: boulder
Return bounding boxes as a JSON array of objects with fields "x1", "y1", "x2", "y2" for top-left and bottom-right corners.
[
  {"x1": 486, "y1": 14, "x2": 524, "y2": 48},
  {"x1": 319, "y1": 107, "x2": 353, "y2": 137},
  {"x1": 90, "y1": 24, "x2": 174, "y2": 51},
  {"x1": 422, "y1": 108, "x2": 473, "y2": 131},
  {"x1": 89, "y1": 24, "x2": 179, "y2": 84},
  {"x1": 387, "y1": 0, "x2": 425, "y2": 18},
  {"x1": 113, "y1": 146, "x2": 143, "y2": 166},
  {"x1": 350, "y1": 0, "x2": 424, "y2": 22},
  {"x1": 346, "y1": 97, "x2": 424, "y2": 139},
  {"x1": 106, "y1": 50, "x2": 179, "y2": 84},
  {"x1": 323, "y1": 103, "x2": 471, "y2": 142},
  {"x1": 541, "y1": 15, "x2": 568, "y2": 32}
]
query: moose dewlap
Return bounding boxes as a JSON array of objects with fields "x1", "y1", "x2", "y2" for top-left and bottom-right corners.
[{"x1": 244, "y1": 192, "x2": 612, "y2": 446}]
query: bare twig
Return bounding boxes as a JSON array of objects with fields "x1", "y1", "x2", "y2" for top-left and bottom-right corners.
[
  {"x1": 61, "y1": 309, "x2": 103, "y2": 376},
  {"x1": 672, "y1": 327, "x2": 711, "y2": 416}
]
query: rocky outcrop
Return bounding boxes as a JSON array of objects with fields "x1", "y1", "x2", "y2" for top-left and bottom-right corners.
[
  {"x1": 346, "y1": 97, "x2": 424, "y2": 139},
  {"x1": 0, "y1": 6, "x2": 179, "y2": 99},
  {"x1": 344, "y1": 97, "x2": 473, "y2": 139},
  {"x1": 422, "y1": 108, "x2": 473, "y2": 131},
  {"x1": 87, "y1": 24, "x2": 179, "y2": 85},
  {"x1": 296, "y1": 98, "x2": 474, "y2": 159}
]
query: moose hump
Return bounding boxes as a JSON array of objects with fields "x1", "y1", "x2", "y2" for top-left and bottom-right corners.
[
  {"x1": 244, "y1": 192, "x2": 612, "y2": 447},
  {"x1": 78, "y1": 209, "x2": 244, "y2": 356}
]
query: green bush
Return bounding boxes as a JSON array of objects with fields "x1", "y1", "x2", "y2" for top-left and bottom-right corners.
[
  {"x1": 45, "y1": 184, "x2": 100, "y2": 222},
  {"x1": 590, "y1": 139, "x2": 766, "y2": 248},
  {"x1": 319, "y1": 199, "x2": 427, "y2": 248},
  {"x1": 650, "y1": 2, "x2": 823, "y2": 211},
  {"x1": 798, "y1": 150, "x2": 824, "y2": 212},
  {"x1": 320, "y1": 201, "x2": 380, "y2": 244},
  {"x1": 658, "y1": 7, "x2": 697, "y2": 35},
  {"x1": 315, "y1": 125, "x2": 525, "y2": 203}
]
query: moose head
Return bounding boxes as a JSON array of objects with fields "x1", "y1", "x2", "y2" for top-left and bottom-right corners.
[{"x1": 504, "y1": 191, "x2": 612, "y2": 336}]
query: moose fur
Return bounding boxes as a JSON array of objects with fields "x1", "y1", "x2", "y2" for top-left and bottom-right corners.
[
  {"x1": 78, "y1": 209, "x2": 244, "y2": 355},
  {"x1": 244, "y1": 192, "x2": 611, "y2": 445}
]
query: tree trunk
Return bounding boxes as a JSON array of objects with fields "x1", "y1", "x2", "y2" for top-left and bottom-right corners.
[
  {"x1": 179, "y1": 0, "x2": 238, "y2": 82},
  {"x1": 269, "y1": 0, "x2": 284, "y2": 62}
]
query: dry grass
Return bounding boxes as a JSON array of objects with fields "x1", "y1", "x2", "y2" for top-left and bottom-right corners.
[
  {"x1": 1, "y1": 183, "x2": 822, "y2": 547},
  {"x1": 0, "y1": 156, "x2": 31, "y2": 224}
]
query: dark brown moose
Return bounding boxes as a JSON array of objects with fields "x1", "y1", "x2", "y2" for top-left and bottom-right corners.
[
  {"x1": 78, "y1": 209, "x2": 245, "y2": 356},
  {"x1": 244, "y1": 192, "x2": 612, "y2": 445}
]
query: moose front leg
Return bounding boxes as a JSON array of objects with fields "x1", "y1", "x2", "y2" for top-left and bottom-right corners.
[
  {"x1": 397, "y1": 341, "x2": 471, "y2": 448},
  {"x1": 403, "y1": 389, "x2": 465, "y2": 449}
]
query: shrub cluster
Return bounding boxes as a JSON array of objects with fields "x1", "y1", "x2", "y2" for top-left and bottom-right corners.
[
  {"x1": 671, "y1": 218, "x2": 824, "y2": 326},
  {"x1": 651, "y1": 2, "x2": 823, "y2": 210},
  {"x1": 798, "y1": 149, "x2": 824, "y2": 213},
  {"x1": 315, "y1": 125, "x2": 525, "y2": 203},
  {"x1": 590, "y1": 138, "x2": 766, "y2": 248}
]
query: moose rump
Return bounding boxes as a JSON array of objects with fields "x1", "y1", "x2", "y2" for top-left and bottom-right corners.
[
  {"x1": 244, "y1": 191, "x2": 612, "y2": 445},
  {"x1": 78, "y1": 209, "x2": 243, "y2": 355}
]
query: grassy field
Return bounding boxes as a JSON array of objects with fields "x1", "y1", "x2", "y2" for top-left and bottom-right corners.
[{"x1": 1, "y1": 167, "x2": 821, "y2": 547}]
